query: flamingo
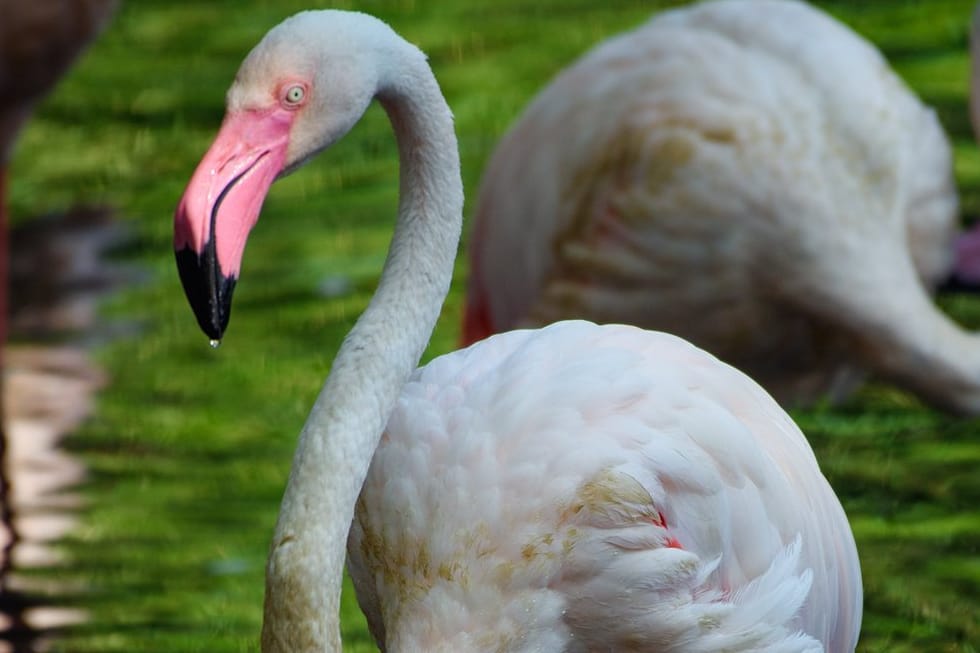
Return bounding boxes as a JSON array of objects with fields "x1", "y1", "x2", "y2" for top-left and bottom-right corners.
[
  {"x1": 0, "y1": 0, "x2": 117, "y2": 585},
  {"x1": 174, "y1": 9, "x2": 862, "y2": 652},
  {"x1": 0, "y1": 0, "x2": 118, "y2": 352},
  {"x1": 0, "y1": 0, "x2": 117, "y2": 451},
  {"x1": 463, "y1": 0, "x2": 980, "y2": 414}
]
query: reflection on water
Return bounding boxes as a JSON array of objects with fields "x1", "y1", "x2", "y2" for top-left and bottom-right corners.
[
  {"x1": 0, "y1": 208, "x2": 127, "y2": 652},
  {"x1": 0, "y1": 348, "x2": 104, "y2": 653}
]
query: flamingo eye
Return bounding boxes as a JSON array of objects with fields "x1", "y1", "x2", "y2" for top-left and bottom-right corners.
[{"x1": 283, "y1": 84, "x2": 306, "y2": 107}]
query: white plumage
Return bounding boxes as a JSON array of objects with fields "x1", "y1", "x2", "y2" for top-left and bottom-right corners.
[
  {"x1": 173, "y1": 8, "x2": 863, "y2": 652},
  {"x1": 464, "y1": 0, "x2": 972, "y2": 413},
  {"x1": 352, "y1": 321, "x2": 861, "y2": 651}
]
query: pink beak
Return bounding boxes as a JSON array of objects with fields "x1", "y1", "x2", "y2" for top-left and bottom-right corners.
[{"x1": 174, "y1": 108, "x2": 293, "y2": 340}]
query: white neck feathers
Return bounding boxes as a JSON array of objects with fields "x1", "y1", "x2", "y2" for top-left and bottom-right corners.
[{"x1": 260, "y1": 20, "x2": 462, "y2": 653}]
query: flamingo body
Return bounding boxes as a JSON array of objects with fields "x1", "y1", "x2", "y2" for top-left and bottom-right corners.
[
  {"x1": 172, "y1": 9, "x2": 862, "y2": 652},
  {"x1": 351, "y1": 320, "x2": 860, "y2": 651},
  {"x1": 465, "y1": 0, "x2": 973, "y2": 412}
]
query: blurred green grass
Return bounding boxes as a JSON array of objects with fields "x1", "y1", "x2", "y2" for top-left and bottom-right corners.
[{"x1": 7, "y1": 0, "x2": 979, "y2": 651}]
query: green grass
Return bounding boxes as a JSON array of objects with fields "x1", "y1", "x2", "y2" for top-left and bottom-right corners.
[{"x1": 7, "y1": 0, "x2": 980, "y2": 651}]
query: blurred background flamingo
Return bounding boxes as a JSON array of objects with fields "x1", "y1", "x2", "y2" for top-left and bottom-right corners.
[
  {"x1": 0, "y1": 1, "x2": 118, "y2": 648},
  {"x1": 464, "y1": 0, "x2": 980, "y2": 414},
  {"x1": 0, "y1": 0, "x2": 118, "y2": 422}
]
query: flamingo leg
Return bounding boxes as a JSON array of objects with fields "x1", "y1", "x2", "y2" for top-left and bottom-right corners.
[
  {"x1": 0, "y1": 162, "x2": 10, "y2": 594},
  {"x1": 0, "y1": 163, "x2": 6, "y2": 421}
]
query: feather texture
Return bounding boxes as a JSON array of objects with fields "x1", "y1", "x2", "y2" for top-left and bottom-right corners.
[
  {"x1": 464, "y1": 0, "x2": 974, "y2": 412},
  {"x1": 350, "y1": 321, "x2": 861, "y2": 652}
]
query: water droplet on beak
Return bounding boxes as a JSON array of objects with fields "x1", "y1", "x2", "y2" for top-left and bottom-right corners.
[{"x1": 209, "y1": 338, "x2": 221, "y2": 349}]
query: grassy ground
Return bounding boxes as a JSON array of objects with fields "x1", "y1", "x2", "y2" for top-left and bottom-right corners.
[{"x1": 7, "y1": 0, "x2": 980, "y2": 651}]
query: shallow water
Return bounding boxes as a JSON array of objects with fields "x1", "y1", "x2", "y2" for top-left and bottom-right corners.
[{"x1": 0, "y1": 207, "x2": 126, "y2": 652}]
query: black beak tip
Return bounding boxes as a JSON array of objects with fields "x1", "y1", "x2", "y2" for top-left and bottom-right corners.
[{"x1": 175, "y1": 245, "x2": 237, "y2": 341}]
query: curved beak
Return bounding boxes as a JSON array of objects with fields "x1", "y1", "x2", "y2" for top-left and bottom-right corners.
[{"x1": 174, "y1": 109, "x2": 292, "y2": 340}]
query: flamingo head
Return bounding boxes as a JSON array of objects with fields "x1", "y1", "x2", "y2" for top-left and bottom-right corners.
[{"x1": 174, "y1": 11, "x2": 390, "y2": 340}]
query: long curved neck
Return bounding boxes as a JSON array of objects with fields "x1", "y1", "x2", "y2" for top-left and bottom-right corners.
[{"x1": 261, "y1": 45, "x2": 463, "y2": 653}]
